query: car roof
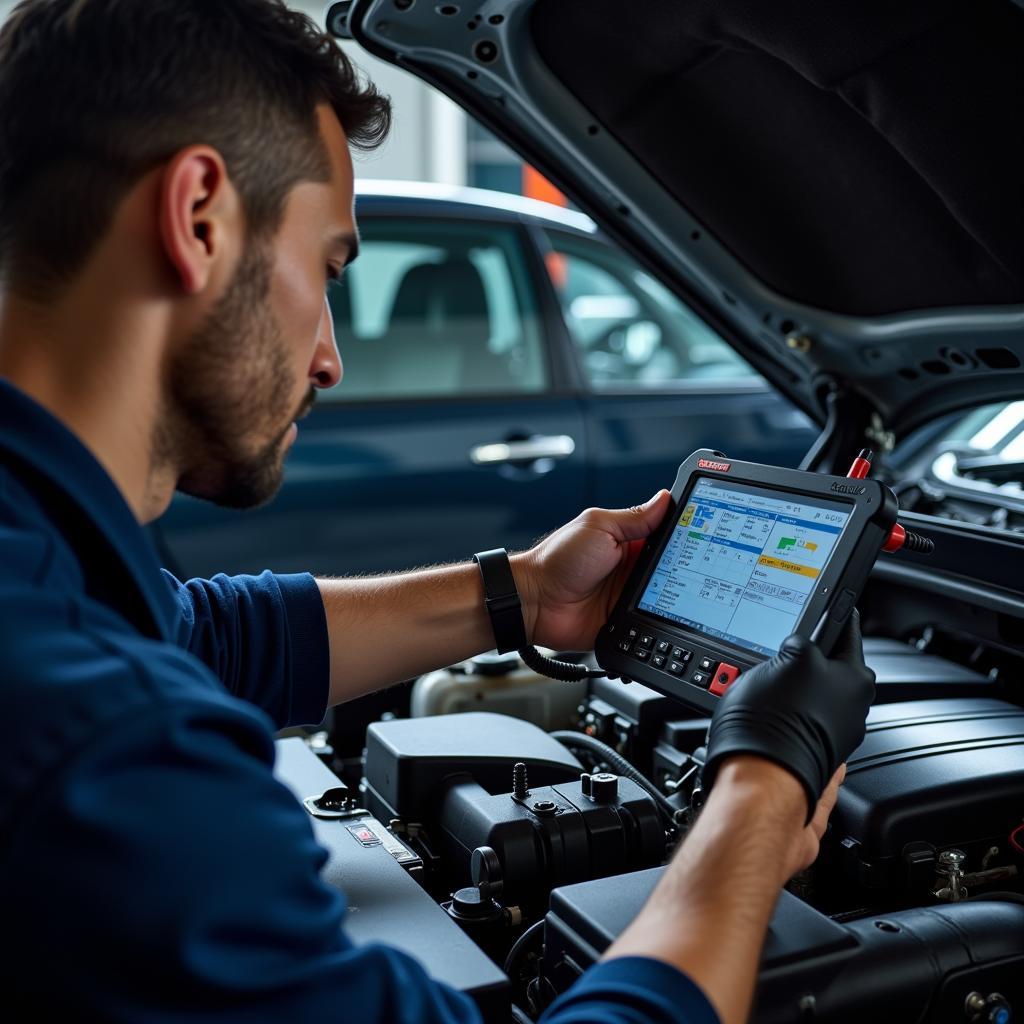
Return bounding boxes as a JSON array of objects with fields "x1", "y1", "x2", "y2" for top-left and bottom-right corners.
[{"x1": 354, "y1": 179, "x2": 597, "y2": 235}]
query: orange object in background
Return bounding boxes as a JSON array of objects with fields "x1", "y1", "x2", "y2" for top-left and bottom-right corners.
[
  {"x1": 544, "y1": 250, "x2": 568, "y2": 291},
  {"x1": 523, "y1": 165, "x2": 566, "y2": 207}
]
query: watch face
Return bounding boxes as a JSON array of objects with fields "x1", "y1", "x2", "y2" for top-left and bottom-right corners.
[{"x1": 636, "y1": 476, "x2": 851, "y2": 656}]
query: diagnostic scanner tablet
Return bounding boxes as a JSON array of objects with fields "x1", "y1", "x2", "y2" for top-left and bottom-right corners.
[{"x1": 595, "y1": 449, "x2": 899, "y2": 713}]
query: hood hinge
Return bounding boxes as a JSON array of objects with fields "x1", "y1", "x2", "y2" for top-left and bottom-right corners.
[{"x1": 799, "y1": 383, "x2": 892, "y2": 475}]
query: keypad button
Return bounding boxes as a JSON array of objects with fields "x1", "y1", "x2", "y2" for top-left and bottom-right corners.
[
  {"x1": 672, "y1": 647, "x2": 692, "y2": 662},
  {"x1": 710, "y1": 663, "x2": 741, "y2": 696},
  {"x1": 634, "y1": 647, "x2": 650, "y2": 661},
  {"x1": 627, "y1": 627, "x2": 639, "y2": 640},
  {"x1": 618, "y1": 640, "x2": 633, "y2": 653},
  {"x1": 655, "y1": 640, "x2": 671, "y2": 654},
  {"x1": 651, "y1": 654, "x2": 666, "y2": 668},
  {"x1": 691, "y1": 671, "x2": 709, "y2": 688},
  {"x1": 639, "y1": 634, "x2": 655, "y2": 648},
  {"x1": 698, "y1": 656, "x2": 715, "y2": 672},
  {"x1": 668, "y1": 660, "x2": 685, "y2": 676}
]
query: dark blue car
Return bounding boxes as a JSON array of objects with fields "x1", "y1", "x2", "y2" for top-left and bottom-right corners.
[{"x1": 154, "y1": 182, "x2": 814, "y2": 578}]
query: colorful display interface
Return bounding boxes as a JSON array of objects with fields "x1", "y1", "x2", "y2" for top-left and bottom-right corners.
[{"x1": 637, "y1": 477, "x2": 851, "y2": 656}]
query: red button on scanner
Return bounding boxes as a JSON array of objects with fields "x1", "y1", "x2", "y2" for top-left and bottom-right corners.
[{"x1": 709, "y1": 663, "x2": 741, "y2": 696}]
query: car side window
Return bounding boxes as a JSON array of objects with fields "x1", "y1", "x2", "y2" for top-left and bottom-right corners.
[
  {"x1": 543, "y1": 231, "x2": 759, "y2": 388},
  {"x1": 325, "y1": 219, "x2": 547, "y2": 400}
]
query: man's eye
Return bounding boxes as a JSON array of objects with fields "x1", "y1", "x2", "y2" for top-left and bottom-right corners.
[{"x1": 326, "y1": 264, "x2": 344, "y2": 284}]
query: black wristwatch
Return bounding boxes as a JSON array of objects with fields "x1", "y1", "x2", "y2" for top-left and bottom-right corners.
[{"x1": 473, "y1": 548, "x2": 527, "y2": 654}]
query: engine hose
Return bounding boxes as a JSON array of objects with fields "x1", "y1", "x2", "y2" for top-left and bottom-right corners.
[
  {"x1": 967, "y1": 891, "x2": 1024, "y2": 906},
  {"x1": 518, "y1": 645, "x2": 604, "y2": 682},
  {"x1": 503, "y1": 919, "x2": 545, "y2": 979},
  {"x1": 549, "y1": 730, "x2": 677, "y2": 824},
  {"x1": 902, "y1": 530, "x2": 935, "y2": 554}
]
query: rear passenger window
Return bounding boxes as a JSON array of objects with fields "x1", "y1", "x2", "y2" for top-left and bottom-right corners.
[
  {"x1": 544, "y1": 232, "x2": 759, "y2": 389},
  {"x1": 325, "y1": 220, "x2": 547, "y2": 400}
]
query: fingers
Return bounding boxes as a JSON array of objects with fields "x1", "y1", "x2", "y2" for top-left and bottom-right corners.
[
  {"x1": 829, "y1": 608, "x2": 866, "y2": 667},
  {"x1": 808, "y1": 763, "x2": 846, "y2": 841},
  {"x1": 598, "y1": 490, "x2": 672, "y2": 544},
  {"x1": 779, "y1": 633, "x2": 812, "y2": 658}
]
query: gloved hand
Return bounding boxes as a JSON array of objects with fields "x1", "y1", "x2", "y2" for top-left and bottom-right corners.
[{"x1": 703, "y1": 611, "x2": 875, "y2": 821}]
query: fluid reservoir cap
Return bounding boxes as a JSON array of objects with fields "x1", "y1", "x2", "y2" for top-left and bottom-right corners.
[
  {"x1": 450, "y1": 886, "x2": 495, "y2": 920},
  {"x1": 590, "y1": 773, "x2": 618, "y2": 802},
  {"x1": 468, "y1": 651, "x2": 522, "y2": 677},
  {"x1": 471, "y1": 846, "x2": 503, "y2": 897}
]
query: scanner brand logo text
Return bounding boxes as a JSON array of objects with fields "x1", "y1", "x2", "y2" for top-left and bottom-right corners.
[
  {"x1": 831, "y1": 482, "x2": 866, "y2": 495},
  {"x1": 697, "y1": 459, "x2": 731, "y2": 472}
]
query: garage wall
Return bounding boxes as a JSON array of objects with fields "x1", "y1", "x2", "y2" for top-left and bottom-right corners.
[{"x1": 0, "y1": 0, "x2": 467, "y2": 186}]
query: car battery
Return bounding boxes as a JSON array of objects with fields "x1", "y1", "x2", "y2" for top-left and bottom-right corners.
[{"x1": 826, "y1": 698, "x2": 1024, "y2": 896}]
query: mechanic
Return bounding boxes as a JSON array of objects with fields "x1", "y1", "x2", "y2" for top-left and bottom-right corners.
[{"x1": 0, "y1": 2, "x2": 874, "y2": 1022}]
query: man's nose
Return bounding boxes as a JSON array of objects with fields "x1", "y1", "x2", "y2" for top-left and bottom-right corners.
[{"x1": 310, "y1": 295, "x2": 342, "y2": 389}]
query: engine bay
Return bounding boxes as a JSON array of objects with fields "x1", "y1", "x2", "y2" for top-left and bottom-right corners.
[{"x1": 281, "y1": 613, "x2": 1024, "y2": 1023}]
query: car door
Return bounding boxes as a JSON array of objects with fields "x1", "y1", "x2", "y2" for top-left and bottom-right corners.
[
  {"x1": 537, "y1": 228, "x2": 817, "y2": 510},
  {"x1": 154, "y1": 209, "x2": 587, "y2": 579}
]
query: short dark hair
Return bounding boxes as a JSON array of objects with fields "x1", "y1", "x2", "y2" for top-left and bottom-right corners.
[{"x1": 0, "y1": 0, "x2": 391, "y2": 300}]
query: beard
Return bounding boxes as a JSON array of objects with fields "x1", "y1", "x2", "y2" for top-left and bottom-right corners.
[{"x1": 158, "y1": 243, "x2": 314, "y2": 510}]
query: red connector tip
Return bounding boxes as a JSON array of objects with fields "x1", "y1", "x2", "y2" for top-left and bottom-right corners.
[
  {"x1": 882, "y1": 523, "x2": 906, "y2": 553},
  {"x1": 847, "y1": 448, "x2": 873, "y2": 480}
]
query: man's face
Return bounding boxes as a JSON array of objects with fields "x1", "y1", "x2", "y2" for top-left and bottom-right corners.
[{"x1": 168, "y1": 106, "x2": 355, "y2": 509}]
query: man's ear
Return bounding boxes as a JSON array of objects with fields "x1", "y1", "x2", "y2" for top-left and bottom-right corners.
[{"x1": 158, "y1": 147, "x2": 236, "y2": 296}]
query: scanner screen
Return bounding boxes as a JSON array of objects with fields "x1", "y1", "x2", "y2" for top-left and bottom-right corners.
[{"x1": 637, "y1": 477, "x2": 851, "y2": 656}]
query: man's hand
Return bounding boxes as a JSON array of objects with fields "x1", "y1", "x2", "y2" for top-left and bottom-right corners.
[
  {"x1": 704, "y1": 611, "x2": 875, "y2": 821},
  {"x1": 514, "y1": 490, "x2": 672, "y2": 651}
]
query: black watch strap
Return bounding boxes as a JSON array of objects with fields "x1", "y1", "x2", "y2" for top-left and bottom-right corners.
[{"x1": 473, "y1": 548, "x2": 527, "y2": 655}]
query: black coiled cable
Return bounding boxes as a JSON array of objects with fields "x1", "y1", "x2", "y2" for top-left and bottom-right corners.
[
  {"x1": 902, "y1": 530, "x2": 935, "y2": 554},
  {"x1": 518, "y1": 645, "x2": 605, "y2": 682}
]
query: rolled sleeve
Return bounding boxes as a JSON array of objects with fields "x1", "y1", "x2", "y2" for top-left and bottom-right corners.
[
  {"x1": 541, "y1": 957, "x2": 720, "y2": 1024},
  {"x1": 274, "y1": 572, "x2": 331, "y2": 725},
  {"x1": 165, "y1": 569, "x2": 330, "y2": 729}
]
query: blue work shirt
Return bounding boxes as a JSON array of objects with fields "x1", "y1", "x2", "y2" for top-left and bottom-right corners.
[{"x1": 0, "y1": 379, "x2": 718, "y2": 1023}]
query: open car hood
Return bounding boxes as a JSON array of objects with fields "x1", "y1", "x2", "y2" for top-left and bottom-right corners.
[{"x1": 337, "y1": 0, "x2": 1024, "y2": 448}]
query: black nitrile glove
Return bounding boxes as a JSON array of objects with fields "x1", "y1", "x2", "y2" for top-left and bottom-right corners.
[{"x1": 703, "y1": 610, "x2": 875, "y2": 821}]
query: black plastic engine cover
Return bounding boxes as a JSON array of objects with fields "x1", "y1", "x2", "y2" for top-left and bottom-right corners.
[
  {"x1": 543, "y1": 868, "x2": 1024, "y2": 1023},
  {"x1": 363, "y1": 712, "x2": 583, "y2": 823},
  {"x1": 828, "y1": 698, "x2": 1024, "y2": 893}
]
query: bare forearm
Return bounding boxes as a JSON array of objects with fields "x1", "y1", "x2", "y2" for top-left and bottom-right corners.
[
  {"x1": 316, "y1": 553, "x2": 539, "y2": 706},
  {"x1": 604, "y1": 759, "x2": 807, "y2": 1024},
  {"x1": 313, "y1": 493, "x2": 670, "y2": 706}
]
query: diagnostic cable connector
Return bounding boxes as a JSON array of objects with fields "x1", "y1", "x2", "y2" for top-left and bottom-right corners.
[{"x1": 847, "y1": 449, "x2": 934, "y2": 555}]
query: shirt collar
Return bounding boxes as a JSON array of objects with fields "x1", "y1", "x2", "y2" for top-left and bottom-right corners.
[{"x1": 0, "y1": 378, "x2": 179, "y2": 642}]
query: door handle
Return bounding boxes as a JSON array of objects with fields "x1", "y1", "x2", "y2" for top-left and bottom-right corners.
[{"x1": 469, "y1": 435, "x2": 576, "y2": 466}]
